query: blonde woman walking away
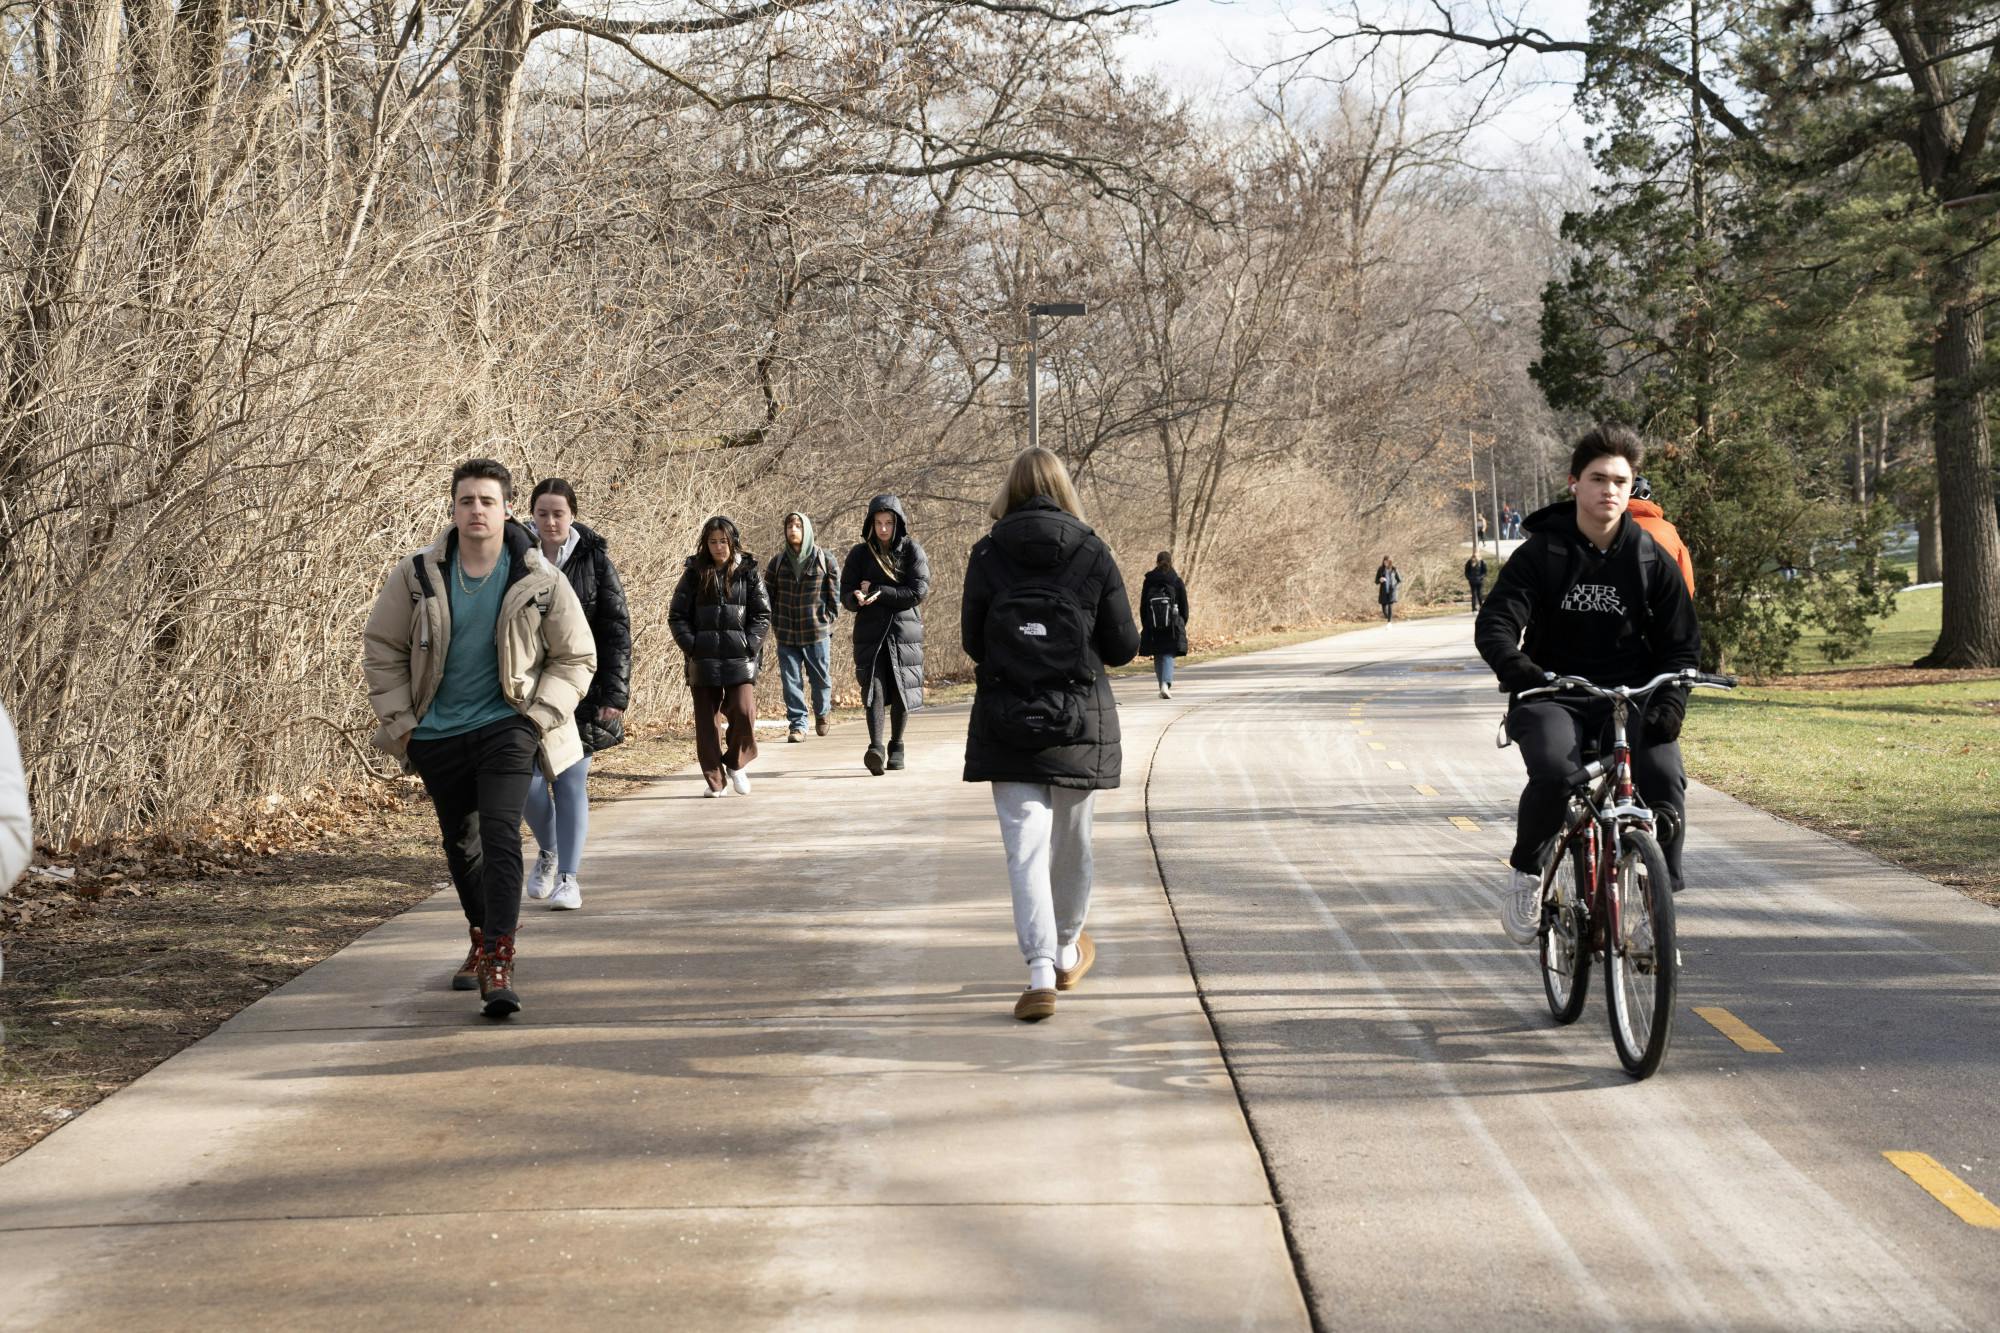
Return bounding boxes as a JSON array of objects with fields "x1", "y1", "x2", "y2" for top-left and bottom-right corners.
[
  {"x1": 1139, "y1": 550, "x2": 1190, "y2": 698},
  {"x1": 669, "y1": 516, "x2": 771, "y2": 796},
  {"x1": 840, "y1": 495, "x2": 929, "y2": 775},
  {"x1": 961, "y1": 448, "x2": 1139, "y2": 1021}
]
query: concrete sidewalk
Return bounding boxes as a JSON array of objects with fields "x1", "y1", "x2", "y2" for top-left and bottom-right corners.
[{"x1": 0, "y1": 678, "x2": 1307, "y2": 1329}]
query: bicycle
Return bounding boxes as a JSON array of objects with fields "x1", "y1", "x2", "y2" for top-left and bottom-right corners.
[{"x1": 1500, "y1": 667, "x2": 1736, "y2": 1078}]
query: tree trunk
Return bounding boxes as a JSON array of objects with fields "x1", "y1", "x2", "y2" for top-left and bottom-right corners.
[
  {"x1": 1916, "y1": 255, "x2": 2000, "y2": 665},
  {"x1": 1917, "y1": 490, "x2": 1942, "y2": 584}
]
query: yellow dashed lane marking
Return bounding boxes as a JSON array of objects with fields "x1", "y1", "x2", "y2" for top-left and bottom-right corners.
[
  {"x1": 1356, "y1": 727, "x2": 1373, "y2": 735},
  {"x1": 1368, "y1": 741, "x2": 1386, "y2": 751},
  {"x1": 1386, "y1": 760, "x2": 1407, "y2": 771},
  {"x1": 1412, "y1": 783, "x2": 1437, "y2": 796},
  {"x1": 1693, "y1": 1007, "x2": 1782, "y2": 1053},
  {"x1": 1450, "y1": 816, "x2": 1480, "y2": 832},
  {"x1": 1883, "y1": 1152, "x2": 2000, "y2": 1229}
]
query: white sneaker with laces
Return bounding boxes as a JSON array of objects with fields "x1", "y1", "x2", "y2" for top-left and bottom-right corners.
[
  {"x1": 1501, "y1": 868, "x2": 1542, "y2": 945},
  {"x1": 524, "y1": 848, "x2": 558, "y2": 900},
  {"x1": 548, "y1": 873, "x2": 582, "y2": 911},
  {"x1": 728, "y1": 766, "x2": 752, "y2": 796},
  {"x1": 705, "y1": 784, "x2": 729, "y2": 797}
]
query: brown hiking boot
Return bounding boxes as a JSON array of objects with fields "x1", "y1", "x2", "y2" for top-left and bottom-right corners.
[
  {"x1": 787, "y1": 727, "x2": 805, "y2": 743},
  {"x1": 1055, "y1": 931, "x2": 1095, "y2": 991},
  {"x1": 478, "y1": 932, "x2": 520, "y2": 1018},
  {"x1": 451, "y1": 926, "x2": 484, "y2": 991},
  {"x1": 815, "y1": 713, "x2": 830, "y2": 736},
  {"x1": 1013, "y1": 989, "x2": 1057, "y2": 1022}
]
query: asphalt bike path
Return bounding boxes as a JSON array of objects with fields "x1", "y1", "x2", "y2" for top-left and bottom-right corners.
[
  {"x1": 1148, "y1": 617, "x2": 2000, "y2": 1329},
  {"x1": 0, "y1": 682, "x2": 1305, "y2": 1328}
]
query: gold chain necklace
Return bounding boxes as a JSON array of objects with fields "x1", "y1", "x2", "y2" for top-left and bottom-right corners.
[{"x1": 455, "y1": 553, "x2": 497, "y2": 596}]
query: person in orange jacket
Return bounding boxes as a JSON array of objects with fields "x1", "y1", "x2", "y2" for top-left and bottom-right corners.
[{"x1": 1628, "y1": 476, "x2": 1695, "y2": 595}]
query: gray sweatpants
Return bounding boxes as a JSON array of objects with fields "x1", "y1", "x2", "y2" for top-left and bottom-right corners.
[{"x1": 991, "y1": 781, "x2": 1096, "y2": 967}]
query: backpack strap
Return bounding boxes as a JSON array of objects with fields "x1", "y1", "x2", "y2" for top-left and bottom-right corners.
[{"x1": 411, "y1": 552, "x2": 436, "y2": 598}]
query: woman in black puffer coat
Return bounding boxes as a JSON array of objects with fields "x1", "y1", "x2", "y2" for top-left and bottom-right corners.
[
  {"x1": 669, "y1": 515, "x2": 771, "y2": 796},
  {"x1": 519, "y1": 478, "x2": 633, "y2": 910},
  {"x1": 1138, "y1": 551, "x2": 1190, "y2": 699},
  {"x1": 840, "y1": 494, "x2": 929, "y2": 775},
  {"x1": 962, "y1": 448, "x2": 1138, "y2": 1023}
]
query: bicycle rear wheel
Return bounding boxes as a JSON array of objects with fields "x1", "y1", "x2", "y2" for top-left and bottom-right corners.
[
  {"x1": 1539, "y1": 840, "x2": 1591, "y2": 1024},
  {"x1": 1605, "y1": 828, "x2": 1676, "y2": 1078}
]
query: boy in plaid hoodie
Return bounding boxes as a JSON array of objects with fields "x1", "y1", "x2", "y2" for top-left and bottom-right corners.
[{"x1": 764, "y1": 511, "x2": 841, "y2": 741}]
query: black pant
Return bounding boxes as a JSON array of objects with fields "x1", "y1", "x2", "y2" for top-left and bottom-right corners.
[
  {"x1": 406, "y1": 714, "x2": 539, "y2": 941},
  {"x1": 1468, "y1": 581, "x2": 1485, "y2": 611},
  {"x1": 1506, "y1": 696, "x2": 1687, "y2": 887},
  {"x1": 864, "y1": 653, "x2": 907, "y2": 750}
]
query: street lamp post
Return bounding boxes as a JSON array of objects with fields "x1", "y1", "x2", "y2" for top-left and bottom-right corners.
[{"x1": 1027, "y1": 301, "x2": 1086, "y2": 450}]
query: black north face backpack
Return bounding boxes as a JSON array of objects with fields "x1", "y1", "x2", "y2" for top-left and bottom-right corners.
[{"x1": 974, "y1": 543, "x2": 1097, "y2": 748}]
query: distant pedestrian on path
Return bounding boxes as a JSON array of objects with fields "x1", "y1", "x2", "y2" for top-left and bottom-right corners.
[
  {"x1": 841, "y1": 495, "x2": 929, "y2": 775},
  {"x1": 962, "y1": 448, "x2": 1139, "y2": 1022},
  {"x1": 669, "y1": 516, "x2": 771, "y2": 797},
  {"x1": 1464, "y1": 552, "x2": 1488, "y2": 612},
  {"x1": 519, "y1": 478, "x2": 631, "y2": 913},
  {"x1": 764, "y1": 511, "x2": 840, "y2": 743},
  {"x1": 1140, "y1": 551, "x2": 1189, "y2": 698},
  {"x1": 1, "y1": 700, "x2": 30, "y2": 991},
  {"x1": 1375, "y1": 556, "x2": 1402, "y2": 622},
  {"x1": 363, "y1": 459, "x2": 596, "y2": 1018}
]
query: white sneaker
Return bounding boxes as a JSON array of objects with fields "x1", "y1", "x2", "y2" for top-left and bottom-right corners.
[
  {"x1": 705, "y1": 783, "x2": 729, "y2": 798},
  {"x1": 524, "y1": 848, "x2": 558, "y2": 900},
  {"x1": 1501, "y1": 869, "x2": 1542, "y2": 945},
  {"x1": 728, "y1": 766, "x2": 752, "y2": 796},
  {"x1": 1163, "y1": 682, "x2": 1173, "y2": 699},
  {"x1": 548, "y1": 874, "x2": 582, "y2": 911}
]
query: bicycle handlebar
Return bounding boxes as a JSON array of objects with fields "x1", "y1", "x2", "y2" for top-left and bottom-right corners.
[{"x1": 1514, "y1": 667, "x2": 1737, "y2": 703}]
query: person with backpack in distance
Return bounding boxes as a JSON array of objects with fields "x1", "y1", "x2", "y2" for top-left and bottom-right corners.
[
  {"x1": 764, "y1": 510, "x2": 840, "y2": 743},
  {"x1": 669, "y1": 515, "x2": 771, "y2": 796},
  {"x1": 520, "y1": 478, "x2": 631, "y2": 913},
  {"x1": 1464, "y1": 551, "x2": 1489, "y2": 612},
  {"x1": 1140, "y1": 551, "x2": 1190, "y2": 698},
  {"x1": 841, "y1": 495, "x2": 929, "y2": 775},
  {"x1": 1375, "y1": 556, "x2": 1402, "y2": 622},
  {"x1": 962, "y1": 447, "x2": 1140, "y2": 1022},
  {"x1": 363, "y1": 459, "x2": 596, "y2": 1018}
]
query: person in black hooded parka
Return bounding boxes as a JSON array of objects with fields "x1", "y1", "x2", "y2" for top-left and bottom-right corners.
[
  {"x1": 840, "y1": 494, "x2": 929, "y2": 775},
  {"x1": 962, "y1": 448, "x2": 1139, "y2": 1022}
]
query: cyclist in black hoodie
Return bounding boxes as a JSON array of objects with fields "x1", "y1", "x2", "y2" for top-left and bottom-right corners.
[{"x1": 1475, "y1": 425, "x2": 1701, "y2": 945}]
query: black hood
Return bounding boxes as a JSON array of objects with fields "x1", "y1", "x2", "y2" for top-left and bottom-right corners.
[
  {"x1": 863, "y1": 493, "x2": 909, "y2": 542},
  {"x1": 571, "y1": 521, "x2": 607, "y2": 555},
  {"x1": 990, "y1": 496, "x2": 1091, "y2": 571}
]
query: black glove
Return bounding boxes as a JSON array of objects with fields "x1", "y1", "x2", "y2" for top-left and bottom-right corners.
[
  {"x1": 1498, "y1": 657, "x2": 1549, "y2": 695},
  {"x1": 1644, "y1": 686, "x2": 1687, "y2": 743}
]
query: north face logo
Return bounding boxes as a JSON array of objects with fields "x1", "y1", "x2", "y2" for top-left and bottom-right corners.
[
  {"x1": 1561, "y1": 583, "x2": 1626, "y2": 615},
  {"x1": 1019, "y1": 622, "x2": 1048, "y2": 637}
]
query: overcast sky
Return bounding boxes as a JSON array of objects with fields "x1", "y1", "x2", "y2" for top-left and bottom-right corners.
[{"x1": 1117, "y1": 0, "x2": 1594, "y2": 164}]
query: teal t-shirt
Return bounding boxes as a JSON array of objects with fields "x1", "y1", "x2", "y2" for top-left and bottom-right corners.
[{"x1": 410, "y1": 547, "x2": 518, "y2": 741}]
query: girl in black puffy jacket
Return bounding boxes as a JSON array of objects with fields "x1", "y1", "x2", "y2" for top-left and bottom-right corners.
[
  {"x1": 961, "y1": 447, "x2": 1138, "y2": 1022},
  {"x1": 669, "y1": 516, "x2": 772, "y2": 797},
  {"x1": 1138, "y1": 552, "x2": 1189, "y2": 698},
  {"x1": 520, "y1": 478, "x2": 632, "y2": 911}
]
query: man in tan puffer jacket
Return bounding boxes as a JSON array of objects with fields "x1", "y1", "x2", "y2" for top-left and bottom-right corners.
[{"x1": 363, "y1": 459, "x2": 596, "y2": 1018}]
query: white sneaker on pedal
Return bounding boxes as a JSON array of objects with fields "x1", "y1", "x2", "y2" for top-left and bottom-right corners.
[
  {"x1": 1501, "y1": 869, "x2": 1542, "y2": 945},
  {"x1": 524, "y1": 848, "x2": 558, "y2": 901},
  {"x1": 548, "y1": 873, "x2": 582, "y2": 911}
]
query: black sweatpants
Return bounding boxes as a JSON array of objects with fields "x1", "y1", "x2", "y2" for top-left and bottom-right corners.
[
  {"x1": 406, "y1": 714, "x2": 539, "y2": 942},
  {"x1": 1468, "y1": 580, "x2": 1485, "y2": 611},
  {"x1": 1505, "y1": 696, "x2": 1687, "y2": 887}
]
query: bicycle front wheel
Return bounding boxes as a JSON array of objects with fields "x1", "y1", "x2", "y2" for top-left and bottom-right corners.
[
  {"x1": 1539, "y1": 841, "x2": 1591, "y2": 1024},
  {"x1": 1605, "y1": 828, "x2": 1677, "y2": 1078}
]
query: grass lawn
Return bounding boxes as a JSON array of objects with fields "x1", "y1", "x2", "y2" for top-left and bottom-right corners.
[
  {"x1": 1684, "y1": 565, "x2": 2000, "y2": 909},
  {"x1": 1682, "y1": 678, "x2": 1999, "y2": 903}
]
